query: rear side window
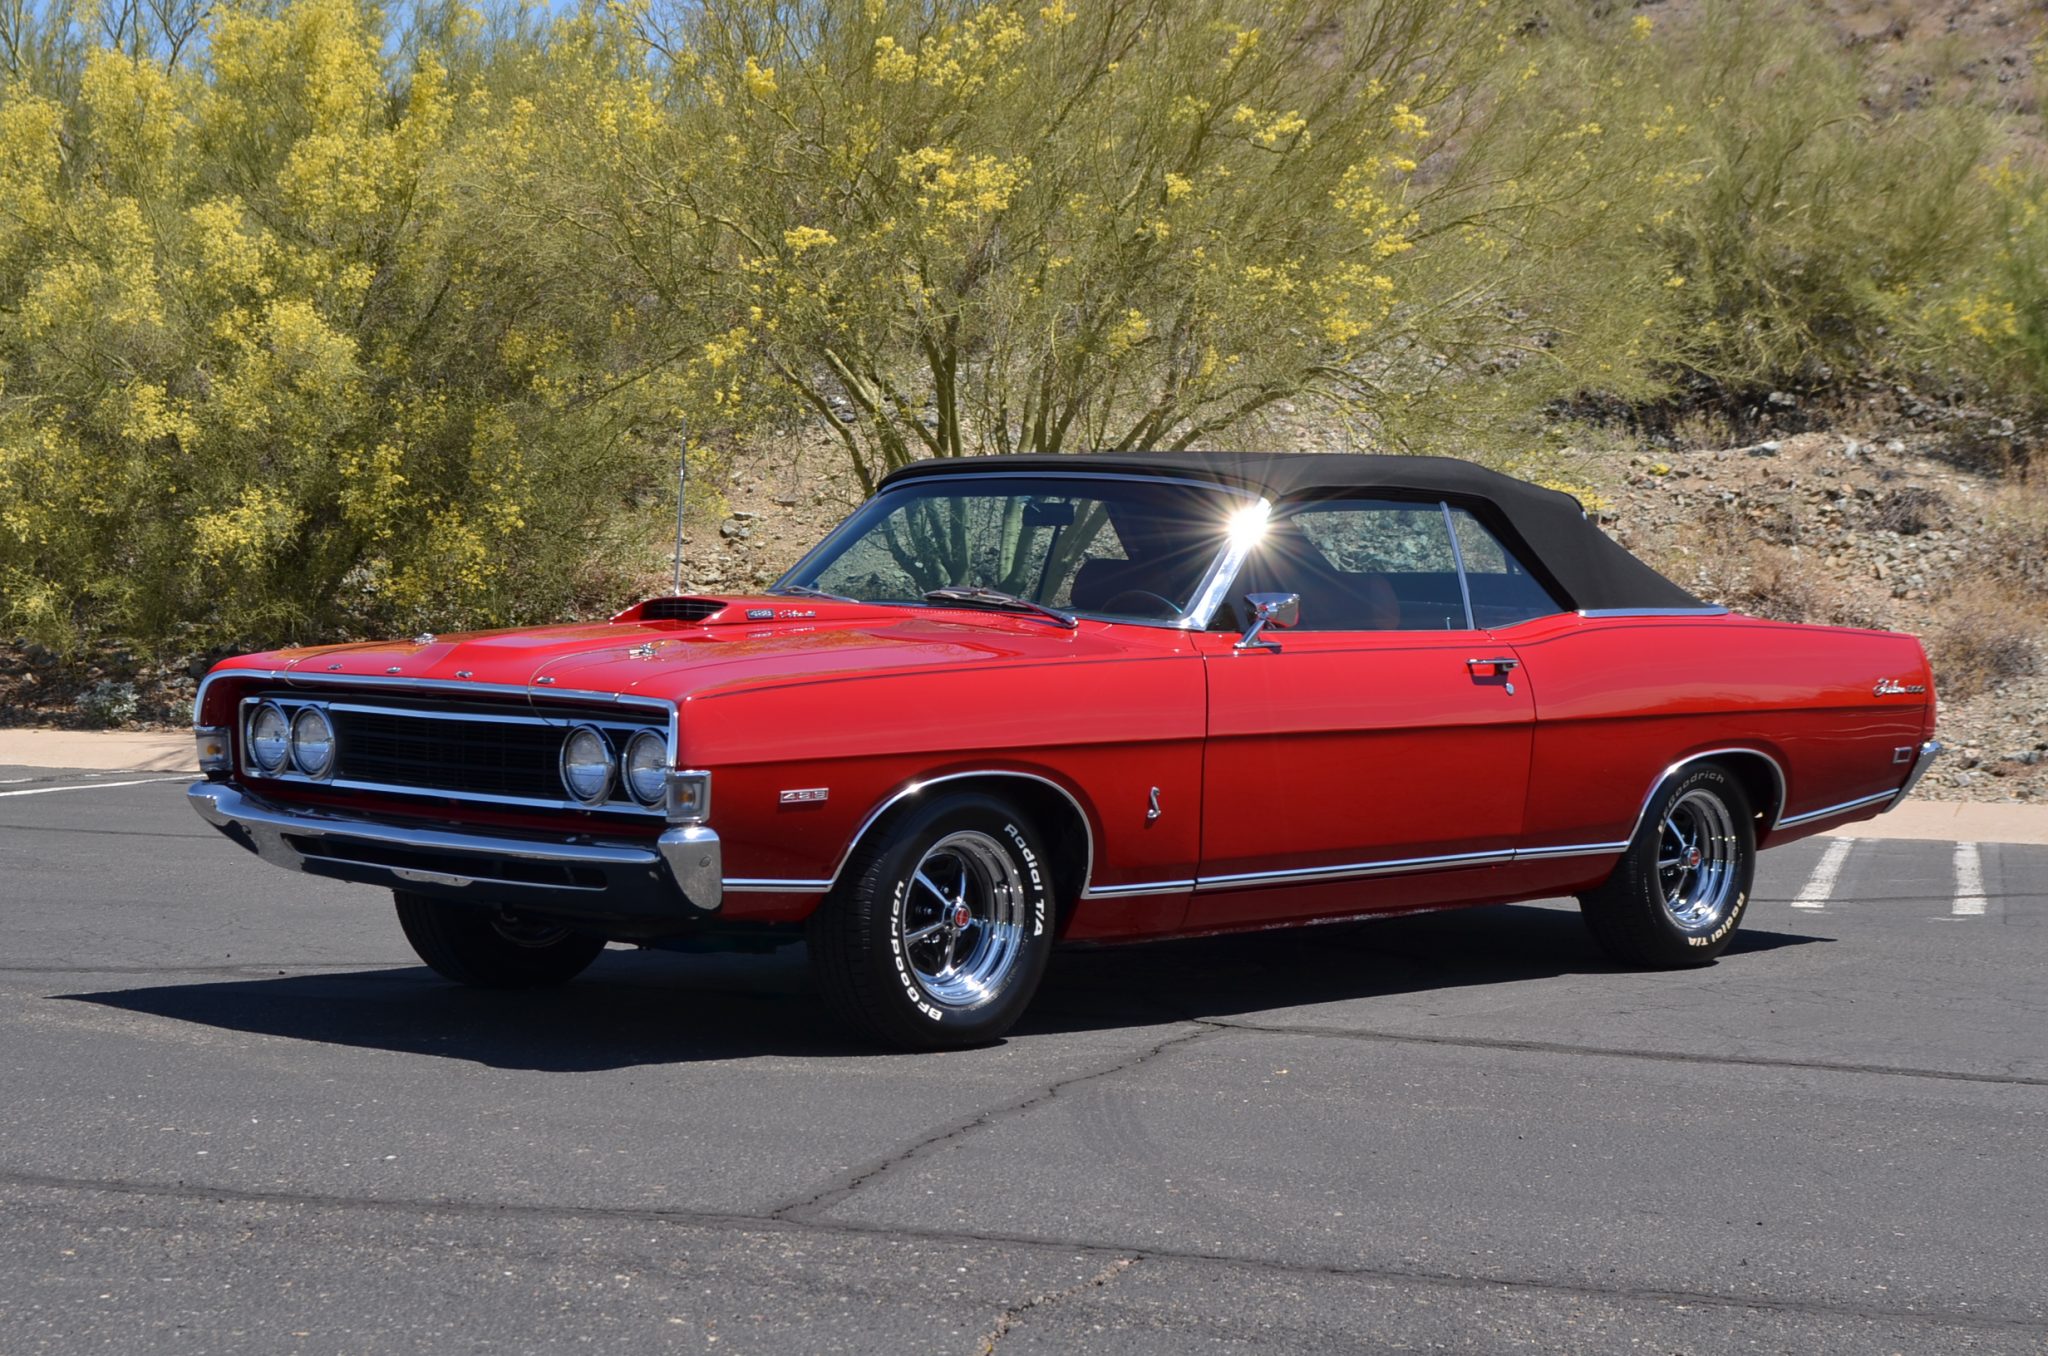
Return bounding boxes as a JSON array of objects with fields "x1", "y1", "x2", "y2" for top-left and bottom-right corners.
[{"x1": 1448, "y1": 507, "x2": 1567, "y2": 628}]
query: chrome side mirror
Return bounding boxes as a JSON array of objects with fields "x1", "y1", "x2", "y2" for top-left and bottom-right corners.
[{"x1": 1236, "y1": 592, "x2": 1301, "y2": 650}]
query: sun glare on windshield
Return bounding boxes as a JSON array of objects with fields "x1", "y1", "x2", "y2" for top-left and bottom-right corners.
[{"x1": 1226, "y1": 500, "x2": 1271, "y2": 549}]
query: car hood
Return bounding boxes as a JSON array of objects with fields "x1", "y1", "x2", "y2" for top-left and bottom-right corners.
[{"x1": 249, "y1": 595, "x2": 1176, "y2": 705}]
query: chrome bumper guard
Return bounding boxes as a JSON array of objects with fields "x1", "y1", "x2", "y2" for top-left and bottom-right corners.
[
  {"x1": 1887, "y1": 740, "x2": 1943, "y2": 811},
  {"x1": 189, "y1": 782, "x2": 722, "y2": 925}
]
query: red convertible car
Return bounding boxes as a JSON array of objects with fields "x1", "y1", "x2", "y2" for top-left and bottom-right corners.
[{"x1": 190, "y1": 453, "x2": 1940, "y2": 1048}]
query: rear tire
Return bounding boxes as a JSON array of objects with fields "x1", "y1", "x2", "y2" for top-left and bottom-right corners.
[
  {"x1": 808, "y1": 791, "x2": 1055, "y2": 1050},
  {"x1": 1578, "y1": 762, "x2": 1755, "y2": 967},
  {"x1": 394, "y1": 892, "x2": 607, "y2": 988}
]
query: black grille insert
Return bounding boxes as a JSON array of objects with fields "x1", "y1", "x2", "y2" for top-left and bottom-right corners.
[{"x1": 332, "y1": 708, "x2": 566, "y2": 801}]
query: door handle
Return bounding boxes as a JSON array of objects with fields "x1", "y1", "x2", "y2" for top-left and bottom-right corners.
[{"x1": 1465, "y1": 657, "x2": 1519, "y2": 676}]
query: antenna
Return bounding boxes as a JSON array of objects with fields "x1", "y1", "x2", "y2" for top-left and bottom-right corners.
[{"x1": 671, "y1": 424, "x2": 688, "y2": 596}]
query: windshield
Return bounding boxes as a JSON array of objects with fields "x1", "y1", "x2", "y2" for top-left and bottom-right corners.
[{"x1": 777, "y1": 473, "x2": 1253, "y2": 625}]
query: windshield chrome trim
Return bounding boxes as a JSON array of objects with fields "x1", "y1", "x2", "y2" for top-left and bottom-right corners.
[
  {"x1": 872, "y1": 469, "x2": 1263, "y2": 498},
  {"x1": 1179, "y1": 496, "x2": 1274, "y2": 631}
]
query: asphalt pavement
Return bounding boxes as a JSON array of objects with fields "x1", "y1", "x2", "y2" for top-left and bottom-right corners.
[{"x1": 1, "y1": 766, "x2": 2043, "y2": 1354}]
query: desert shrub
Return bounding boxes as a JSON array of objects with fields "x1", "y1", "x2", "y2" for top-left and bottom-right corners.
[
  {"x1": 1508, "y1": 3, "x2": 2000, "y2": 397},
  {"x1": 0, "y1": 0, "x2": 694, "y2": 652},
  {"x1": 1982, "y1": 474, "x2": 2048, "y2": 592},
  {"x1": 1874, "y1": 487, "x2": 1946, "y2": 536},
  {"x1": 1923, "y1": 158, "x2": 2048, "y2": 412},
  {"x1": 1932, "y1": 582, "x2": 2040, "y2": 700}
]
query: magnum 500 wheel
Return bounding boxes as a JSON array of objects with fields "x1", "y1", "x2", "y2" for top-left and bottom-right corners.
[
  {"x1": 1578, "y1": 762, "x2": 1756, "y2": 967},
  {"x1": 394, "y1": 892, "x2": 607, "y2": 988},
  {"x1": 808, "y1": 791, "x2": 1056, "y2": 1050}
]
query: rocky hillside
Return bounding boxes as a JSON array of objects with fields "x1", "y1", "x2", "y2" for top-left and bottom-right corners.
[
  {"x1": 1600, "y1": 429, "x2": 2044, "y2": 802},
  {"x1": 2, "y1": 425, "x2": 2038, "y2": 804}
]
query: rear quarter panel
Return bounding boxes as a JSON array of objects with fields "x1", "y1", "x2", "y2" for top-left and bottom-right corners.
[{"x1": 1509, "y1": 613, "x2": 1934, "y2": 854}]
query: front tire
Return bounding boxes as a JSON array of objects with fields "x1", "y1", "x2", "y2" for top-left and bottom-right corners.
[
  {"x1": 1578, "y1": 762, "x2": 1755, "y2": 967},
  {"x1": 394, "y1": 892, "x2": 608, "y2": 988},
  {"x1": 808, "y1": 791, "x2": 1056, "y2": 1050}
]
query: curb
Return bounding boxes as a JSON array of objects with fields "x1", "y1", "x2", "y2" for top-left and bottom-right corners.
[
  {"x1": 0, "y1": 729, "x2": 195, "y2": 773},
  {"x1": 1825, "y1": 799, "x2": 2048, "y2": 847}
]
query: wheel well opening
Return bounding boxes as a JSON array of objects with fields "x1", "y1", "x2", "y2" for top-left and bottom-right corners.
[
  {"x1": 1705, "y1": 753, "x2": 1783, "y2": 834},
  {"x1": 857, "y1": 775, "x2": 1092, "y2": 937},
  {"x1": 977, "y1": 778, "x2": 1091, "y2": 937}
]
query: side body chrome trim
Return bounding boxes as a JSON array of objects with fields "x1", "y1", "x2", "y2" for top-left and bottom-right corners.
[
  {"x1": 1083, "y1": 878, "x2": 1197, "y2": 898},
  {"x1": 1514, "y1": 840, "x2": 1630, "y2": 861},
  {"x1": 1886, "y1": 740, "x2": 1942, "y2": 811},
  {"x1": 1778, "y1": 789, "x2": 1899, "y2": 828},
  {"x1": 1195, "y1": 848, "x2": 1515, "y2": 892},
  {"x1": 1577, "y1": 606, "x2": 1731, "y2": 618}
]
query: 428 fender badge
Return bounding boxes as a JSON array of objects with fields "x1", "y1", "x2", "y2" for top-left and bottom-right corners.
[{"x1": 1873, "y1": 678, "x2": 1926, "y2": 696}]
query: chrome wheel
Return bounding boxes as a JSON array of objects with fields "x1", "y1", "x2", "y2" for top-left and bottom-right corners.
[
  {"x1": 1656, "y1": 788, "x2": 1739, "y2": 931},
  {"x1": 897, "y1": 829, "x2": 1029, "y2": 1009}
]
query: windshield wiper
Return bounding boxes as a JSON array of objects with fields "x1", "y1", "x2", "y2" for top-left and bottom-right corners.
[
  {"x1": 921, "y1": 586, "x2": 1077, "y2": 629},
  {"x1": 768, "y1": 583, "x2": 856, "y2": 602}
]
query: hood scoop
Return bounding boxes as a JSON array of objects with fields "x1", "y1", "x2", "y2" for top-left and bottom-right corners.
[{"x1": 614, "y1": 596, "x2": 729, "y2": 624}]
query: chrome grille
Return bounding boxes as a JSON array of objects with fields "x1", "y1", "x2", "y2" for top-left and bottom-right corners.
[{"x1": 241, "y1": 691, "x2": 669, "y2": 816}]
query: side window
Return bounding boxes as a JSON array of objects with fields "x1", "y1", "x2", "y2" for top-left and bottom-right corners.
[
  {"x1": 1243, "y1": 499, "x2": 1469, "y2": 631},
  {"x1": 1447, "y1": 507, "x2": 1567, "y2": 627}
]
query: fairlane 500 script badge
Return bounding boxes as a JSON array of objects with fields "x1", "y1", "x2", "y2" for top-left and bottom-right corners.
[{"x1": 1873, "y1": 678, "x2": 1927, "y2": 696}]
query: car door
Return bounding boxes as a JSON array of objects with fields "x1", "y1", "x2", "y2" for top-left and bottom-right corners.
[{"x1": 1188, "y1": 496, "x2": 1538, "y2": 930}]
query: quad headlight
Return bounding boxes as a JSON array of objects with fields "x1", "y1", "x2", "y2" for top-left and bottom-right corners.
[
  {"x1": 247, "y1": 702, "x2": 290, "y2": 775},
  {"x1": 289, "y1": 705, "x2": 336, "y2": 779},
  {"x1": 624, "y1": 729, "x2": 668, "y2": 807},
  {"x1": 559, "y1": 725, "x2": 614, "y2": 806}
]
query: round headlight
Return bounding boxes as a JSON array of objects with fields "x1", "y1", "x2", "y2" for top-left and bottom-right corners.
[
  {"x1": 624, "y1": 730, "x2": 668, "y2": 807},
  {"x1": 290, "y1": 706, "x2": 335, "y2": 779},
  {"x1": 248, "y1": 702, "x2": 290, "y2": 774},
  {"x1": 559, "y1": 726, "x2": 614, "y2": 805}
]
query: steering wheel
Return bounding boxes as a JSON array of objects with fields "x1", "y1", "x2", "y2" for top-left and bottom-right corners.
[{"x1": 1100, "y1": 589, "x2": 1185, "y2": 620}]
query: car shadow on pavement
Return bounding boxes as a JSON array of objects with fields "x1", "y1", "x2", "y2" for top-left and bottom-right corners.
[
  {"x1": 56, "y1": 904, "x2": 1827, "y2": 1070},
  {"x1": 1026, "y1": 902, "x2": 1827, "y2": 1034}
]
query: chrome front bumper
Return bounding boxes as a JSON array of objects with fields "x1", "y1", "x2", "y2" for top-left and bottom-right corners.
[
  {"x1": 189, "y1": 782, "x2": 722, "y2": 928},
  {"x1": 1888, "y1": 740, "x2": 1943, "y2": 810}
]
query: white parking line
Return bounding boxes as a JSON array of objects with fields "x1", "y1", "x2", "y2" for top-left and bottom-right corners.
[
  {"x1": 0, "y1": 776, "x2": 191, "y2": 799},
  {"x1": 1792, "y1": 836, "x2": 1855, "y2": 911},
  {"x1": 1952, "y1": 842, "x2": 1987, "y2": 917}
]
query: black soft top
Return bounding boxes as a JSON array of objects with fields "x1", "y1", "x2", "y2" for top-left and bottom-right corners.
[{"x1": 879, "y1": 452, "x2": 1703, "y2": 612}]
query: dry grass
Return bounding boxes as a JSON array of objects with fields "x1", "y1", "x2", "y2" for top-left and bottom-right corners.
[
  {"x1": 1930, "y1": 580, "x2": 2041, "y2": 701},
  {"x1": 1983, "y1": 473, "x2": 2048, "y2": 592}
]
